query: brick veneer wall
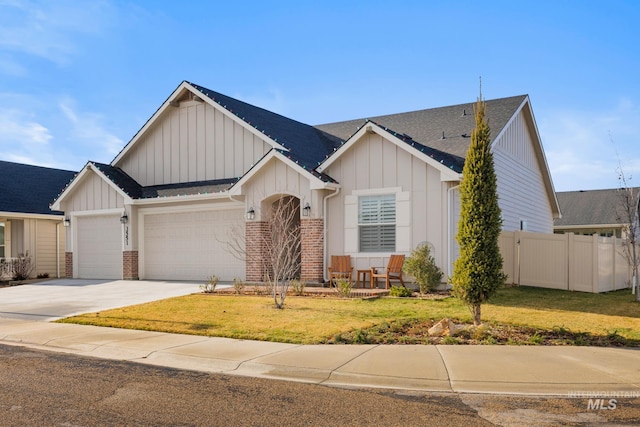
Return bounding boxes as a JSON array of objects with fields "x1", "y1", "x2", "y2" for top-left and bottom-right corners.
[
  {"x1": 246, "y1": 221, "x2": 270, "y2": 282},
  {"x1": 301, "y1": 218, "x2": 324, "y2": 283},
  {"x1": 65, "y1": 252, "x2": 73, "y2": 278},
  {"x1": 246, "y1": 218, "x2": 325, "y2": 283},
  {"x1": 123, "y1": 250, "x2": 139, "y2": 280}
]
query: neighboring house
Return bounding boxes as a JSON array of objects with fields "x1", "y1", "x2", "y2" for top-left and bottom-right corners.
[
  {"x1": 0, "y1": 160, "x2": 76, "y2": 278},
  {"x1": 554, "y1": 188, "x2": 640, "y2": 238},
  {"x1": 51, "y1": 81, "x2": 559, "y2": 282}
]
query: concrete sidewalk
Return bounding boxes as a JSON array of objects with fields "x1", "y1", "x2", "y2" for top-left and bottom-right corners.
[{"x1": 1, "y1": 318, "x2": 639, "y2": 396}]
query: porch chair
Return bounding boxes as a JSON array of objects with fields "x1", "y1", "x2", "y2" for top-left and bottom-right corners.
[
  {"x1": 327, "y1": 255, "x2": 353, "y2": 287},
  {"x1": 370, "y1": 255, "x2": 406, "y2": 289}
]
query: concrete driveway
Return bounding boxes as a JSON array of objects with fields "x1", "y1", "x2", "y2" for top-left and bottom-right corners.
[{"x1": 0, "y1": 279, "x2": 214, "y2": 321}]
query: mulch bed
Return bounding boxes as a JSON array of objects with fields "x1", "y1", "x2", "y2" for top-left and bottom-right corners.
[{"x1": 328, "y1": 318, "x2": 640, "y2": 347}]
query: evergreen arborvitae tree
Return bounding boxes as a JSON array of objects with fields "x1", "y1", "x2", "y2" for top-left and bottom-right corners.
[{"x1": 452, "y1": 95, "x2": 506, "y2": 326}]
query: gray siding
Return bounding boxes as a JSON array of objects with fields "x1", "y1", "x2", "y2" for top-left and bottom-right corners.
[{"x1": 493, "y1": 110, "x2": 554, "y2": 233}]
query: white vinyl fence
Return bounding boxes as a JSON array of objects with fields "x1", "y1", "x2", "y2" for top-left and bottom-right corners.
[{"x1": 499, "y1": 231, "x2": 631, "y2": 293}]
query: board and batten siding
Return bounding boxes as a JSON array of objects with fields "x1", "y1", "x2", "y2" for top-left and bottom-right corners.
[
  {"x1": 244, "y1": 157, "x2": 312, "y2": 219},
  {"x1": 492, "y1": 110, "x2": 554, "y2": 233},
  {"x1": 61, "y1": 170, "x2": 126, "y2": 213},
  {"x1": 324, "y1": 132, "x2": 451, "y2": 272},
  {"x1": 117, "y1": 102, "x2": 272, "y2": 186}
]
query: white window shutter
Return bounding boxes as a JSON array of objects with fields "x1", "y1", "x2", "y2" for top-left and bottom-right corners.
[
  {"x1": 344, "y1": 195, "x2": 358, "y2": 254},
  {"x1": 396, "y1": 191, "x2": 411, "y2": 252}
]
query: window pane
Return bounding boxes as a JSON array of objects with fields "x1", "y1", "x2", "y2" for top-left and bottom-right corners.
[
  {"x1": 359, "y1": 224, "x2": 396, "y2": 252},
  {"x1": 358, "y1": 195, "x2": 395, "y2": 224},
  {"x1": 358, "y1": 195, "x2": 396, "y2": 252}
]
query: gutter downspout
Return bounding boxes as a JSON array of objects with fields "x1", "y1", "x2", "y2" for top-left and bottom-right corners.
[
  {"x1": 447, "y1": 184, "x2": 460, "y2": 279},
  {"x1": 56, "y1": 221, "x2": 60, "y2": 278},
  {"x1": 322, "y1": 187, "x2": 341, "y2": 282}
]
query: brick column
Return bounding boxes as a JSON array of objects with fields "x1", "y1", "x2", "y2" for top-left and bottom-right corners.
[
  {"x1": 123, "y1": 250, "x2": 139, "y2": 280},
  {"x1": 301, "y1": 218, "x2": 324, "y2": 283},
  {"x1": 246, "y1": 221, "x2": 270, "y2": 282},
  {"x1": 65, "y1": 252, "x2": 73, "y2": 278}
]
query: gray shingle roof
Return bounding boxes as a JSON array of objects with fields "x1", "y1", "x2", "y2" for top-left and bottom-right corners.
[
  {"x1": 554, "y1": 188, "x2": 640, "y2": 226},
  {"x1": 91, "y1": 162, "x2": 237, "y2": 199},
  {"x1": 314, "y1": 95, "x2": 527, "y2": 172},
  {"x1": 103, "y1": 83, "x2": 531, "y2": 195},
  {"x1": 0, "y1": 160, "x2": 76, "y2": 215},
  {"x1": 188, "y1": 82, "x2": 343, "y2": 174}
]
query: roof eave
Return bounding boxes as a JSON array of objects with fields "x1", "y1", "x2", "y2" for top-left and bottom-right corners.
[
  {"x1": 51, "y1": 163, "x2": 134, "y2": 211},
  {"x1": 132, "y1": 191, "x2": 233, "y2": 205},
  {"x1": 0, "y1": 211, "x2": 64, "y2": 220},
  {"x1": 229, "y1": 150, "x2": 338, "y2": 196}
]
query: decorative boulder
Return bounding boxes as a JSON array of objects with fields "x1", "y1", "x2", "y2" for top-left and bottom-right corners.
[{"x1": 428, "y1": 318, "x2": 467, "y2": 337}]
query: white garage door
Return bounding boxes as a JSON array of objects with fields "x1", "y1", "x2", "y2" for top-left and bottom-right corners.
[
  {"x1": 77, "y1": 215, "x2": 122, "y2": 279},
  {"x1": 143, "y1": 209, "x2": 244, "y2": 281}
]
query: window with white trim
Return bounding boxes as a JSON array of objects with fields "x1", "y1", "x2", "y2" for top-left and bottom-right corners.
[{"x1": 358, "y1": 194, "x2": 396, "y2": 252}]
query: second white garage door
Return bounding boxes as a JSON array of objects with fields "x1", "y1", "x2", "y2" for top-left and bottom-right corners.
[{"x1": 142, "y1": 209, "x2": 245, "y2": 281}]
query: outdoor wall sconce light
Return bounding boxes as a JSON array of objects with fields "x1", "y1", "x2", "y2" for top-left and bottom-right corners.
[
  {"x1": 63, "y1": 217, "x2": 70, "y2": 227},
  {"x1": 120, "y1": 213, "x2": 129, "y2": 224},
  {"x1": 246, "y1": 207, "x2": 255, "y2": 221},
  {"x1": 302, "y1": 203, "x2": 311, "y2": 217}
]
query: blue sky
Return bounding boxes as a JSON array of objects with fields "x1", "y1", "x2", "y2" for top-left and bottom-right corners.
[{"x1": 1, "y1": 0, "x2": 639, "y2": 192}]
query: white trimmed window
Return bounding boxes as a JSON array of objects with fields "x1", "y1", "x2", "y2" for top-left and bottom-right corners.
[{"x1": 358, "y1": 194, "x2": 396, "y2": 252}]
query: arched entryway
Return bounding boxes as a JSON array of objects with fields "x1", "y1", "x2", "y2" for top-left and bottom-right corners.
[{"x1": 245, "y1": 194, "x2": 324, "y2": 283}]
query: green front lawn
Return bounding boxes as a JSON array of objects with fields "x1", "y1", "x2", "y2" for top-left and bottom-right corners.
[{"x1": 57, "y1": 286, "x2": 640, "y2": 345}]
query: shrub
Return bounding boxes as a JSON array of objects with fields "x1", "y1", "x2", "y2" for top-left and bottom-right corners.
[
  {"x1": 352, "y1": 329, "x2": 369, "y2": 344},
  {"x1": 403, "y1": 243, "x2": 443, "y2": 293},
  {"x1": 12, "y1": 253, "x2": 34, "y2": 281},
  {"x1": 389, "y1": 285, "x2": 413, "y2": 297},
  {"x1": 200, "y1": 275, "x2": 219, "y2": 293},
  {"x1": 0, "y1": 259, "x2": 11, "y2": 280},
  {"x1": 290, "y1": 279, "x2": 305, "y2": 296},
  {"x1": 333, "y1": 278, "x2": 352, "y2": 298},
  {"x1": 37, "y1": 273, "x2": 50, "y2": 279},
  {"x1": 528, "y1": 332, "x2": 544, "y2": 345},
  {"x1": 232, "y1": 278, "x2": 245, "y2": 295}
]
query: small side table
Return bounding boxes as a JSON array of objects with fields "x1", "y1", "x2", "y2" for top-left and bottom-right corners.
[{"x1": 356, "y1": 269, "x2": 371, "y2": 288}]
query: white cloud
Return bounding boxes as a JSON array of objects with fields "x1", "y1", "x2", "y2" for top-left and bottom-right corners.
[
  {"x1": 0, "y1": 108, "x2": 52, "y2": 144},
  {"x1": 0, "y1": 0, "x2": 116, "y2": 67},
  {"x1": 59, "y1": 97, "x2": 123, "y2": 157},
  {"x1": 539, "y1": 98, "x2": 640, "y2": 191},
  {"x1": 0, "y1": 106, "x2": 61, "y2": 168},
  {"x1": 0, "y1": 93, "x2": 122, "y2": 170}
]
